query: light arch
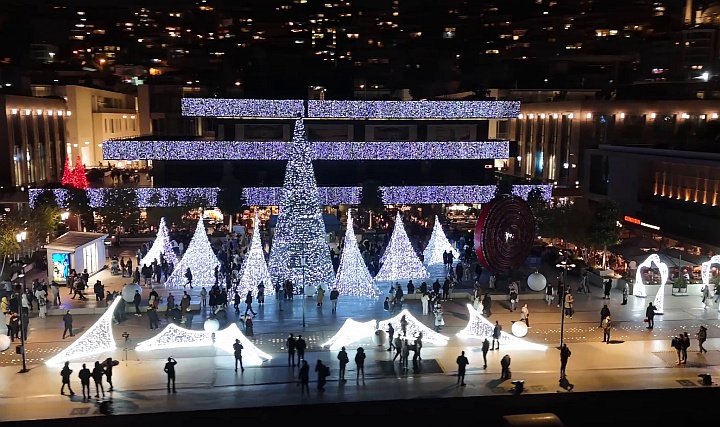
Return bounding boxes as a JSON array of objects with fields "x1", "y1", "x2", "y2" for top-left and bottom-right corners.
[
  {"x1": 634, "y1": 254, "x2": 669, "y2": 315},
  {"x1": 700, "y1": 255, "x2": 720, "y2": 312}
]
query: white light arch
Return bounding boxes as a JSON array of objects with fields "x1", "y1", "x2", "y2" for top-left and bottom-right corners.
[
  {"x1": 633, "y1": 254, "x2": 669, "y2": 314},
  {"x1": 700, "y1": 255, "x2": 720, "y2": 312}
]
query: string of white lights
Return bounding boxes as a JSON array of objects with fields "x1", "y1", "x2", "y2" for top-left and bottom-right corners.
[
  {"x1": 377, "y1": 309, "x2": 449, "y2": 345},
  {"x1": 456, "y1": 304, "x2": 547, "y2": 351},
  {"x1": 164, "y1": 218, "x2": 220, "y2": 288},
  {"x1": 140, "y1": 217, "x2": 178, "y2": 267},
  {"x1": 321, "y1": 319, "x2": 377, "y2": 350},
  {"x1": 333, "y1": 210, "x2": 377, "y2": 297},
  {"x1": 374, "y1": 211, "x2": 429, "y2": 282},
  {"x1": 423, "y1": 215, "x2": 460, "y2": 266},
  {"x1": 235, "y1": 211, "x2": 272, "y2": 297}
]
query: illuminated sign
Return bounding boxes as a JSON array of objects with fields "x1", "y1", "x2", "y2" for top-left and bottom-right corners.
[{"x1": 624, "y1": 216, "x2": 660, "y2": 231}]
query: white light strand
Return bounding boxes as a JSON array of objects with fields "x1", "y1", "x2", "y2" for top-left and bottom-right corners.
[
  {"x1": 140, "y1": 217, "x2": 178, "y2": 267},
  {"x1": 633, "y1": 254, "x2": 669, "y2": 314},
  {"x1": 333, "y1": 211, "x2": 377, "y2": 297},
  {"x1": 46, "y1": 297, "x2": 121, "y2": 365},
  {"x1": 377, "y1": 309, "x2": 449, "y2": 345},
  {"x1": 165, "y1": 218, "x2": 220, "y2": 288},
  {"x1": 181, "y1": 98, "x2": 305, "y2": 117},
  {"x1": 423, "y1": 215, "x2": 460, "y2": 266},
  {"x1": 236, "y1": 211, "x2": 272, "y2": 297},
  {"x1": 321, "y1": 319, "x2": 377, "y2": 350},
  {"x1": 268, "y1": 117, "x2": 336, "y2": 289},
  {"x1": 456, "y1": 304, "x2": 547, "y2": 351},
  {"x1": 307, "y1": 100, "x2": 521, "y2": 119},
  {"x1": 374, "y1": 212, "x2": 429, "y2": 282}
]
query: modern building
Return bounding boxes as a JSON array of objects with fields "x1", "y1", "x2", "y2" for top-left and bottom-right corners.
[{"x1": 0, "y1": 95, "x2": 69, "y2": 191}]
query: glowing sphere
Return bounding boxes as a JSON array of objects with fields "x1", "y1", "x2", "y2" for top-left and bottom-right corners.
[
  {"x1": 512, "y1": 321, "x2": 528, "y2": 338},
  {"x1": 121, "y1": 283, "x2": 142, "y2": 303},
  {"x1": 0, "y1": 335, "x2": 10, "y2": 352},
  {"x1": 304, "y1": 284, "x2": 316, "y2": 297},
  {"x1": 373, "y1": 329, "x2": 387, "y2": 346},
  {"x1": 527, "y1": 272, "x2": 547, "y2": 292},
  {"x1": 204, "y1": 318, "x2": 220, "y2": 332}
]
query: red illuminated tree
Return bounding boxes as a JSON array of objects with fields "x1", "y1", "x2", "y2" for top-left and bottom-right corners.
[
  {"x1": 71, "y1": 156, "x2": 89, "y2": 189},
  {"x1": 61, "y1": 157, "x2": 73, "y2": 186}
]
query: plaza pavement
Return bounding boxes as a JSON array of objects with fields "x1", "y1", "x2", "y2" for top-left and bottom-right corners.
[{"x1": 4, "y1": 246, "x2": 720, "y2": 422}]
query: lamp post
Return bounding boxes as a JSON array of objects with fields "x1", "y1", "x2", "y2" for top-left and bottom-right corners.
[
  {"x1": 16, "y1": 231, "x2": 26, "y2": 260},
  {"x1": 556, "y1": 260, "x2": 575, "y2": 349}
]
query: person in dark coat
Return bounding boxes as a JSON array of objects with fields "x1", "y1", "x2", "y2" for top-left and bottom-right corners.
[
  {"x1": 315, "y1": 360, "x2": 329, "y2": 391},
  {"x1": 287, "y1": 333, "x2": 297, "y2": 366},
  {"x1": 91, "y1": 361, "x2": 105, "y2": 398},
  {"x1": 646, "y1": 303, "x2": 656, "y2": 329},
  {"x1": 62, "y1": 310, "x2": 74, "y2": 339},
  {"x1": 600, "y1": 305, "x2": 611, "y2": 328},
  {"x1": 164, "y1": 357, "x2": 177, "y2": 393},
  {"x1": 133, "y1": 290, "x2": 142, "y2": 316},
  {"x1": 78, "y1": 363, "x2": 91, "y2": 399},
  {"x1": 103, "y1": 358, "x2": 117, "y2": 391},
  {"x1": 296, "y1": 335, "x2": 307, "y2": 361},
  {"x1": 298, "y1": 360, "x2": 310, "y2": 395},
  {"x1": 60, "y1": 361, "x2": 75, "y2": 396},
  {"x1": 500, "y1": 354, "x2": 511, "y2": 380},
  {"x1": 560, "y1": 344, "x2": 571, "y2": 379},
  {"x1": 456, "y1": 351, "x2": 469, "y2": 386}
]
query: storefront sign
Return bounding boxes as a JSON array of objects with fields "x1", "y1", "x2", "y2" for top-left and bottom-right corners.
[{"x1": 624, "y1": 216, "x2": 660, "y2": 231}]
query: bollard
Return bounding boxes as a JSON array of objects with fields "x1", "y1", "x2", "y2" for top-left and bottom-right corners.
[
  {"x1": 699, "y1": 374, "x2": 712, "y2": 386},
  {"x1": 503, "y1": 413, "x2": 564, "y2": 427}
]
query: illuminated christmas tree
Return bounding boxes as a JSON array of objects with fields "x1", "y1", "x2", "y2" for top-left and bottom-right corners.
[
  {"x1": 236, "y1": 211, "x2": 272, "y2": 297},
  {"x1": 140, "y1": 217, "x2": 178, "y2": 267},
  {"x1": 374, "y1": 211, "x2": 429, "y2": 282},
  {"x1": 423, "y1": 215, "x2": 460, "y2": 266},
  {"x1": 165, "y1": 218, "x2": 220, "y2": 288},
  {"x1": 268, "y1": 117, "x2": 335, "y2": 291},
  {"x1": 333, "y1": 210, "x2": 377, "y2": 297},
  {"x1": 61, "y1": 157, "x2": 73, "y2": 186},
  {"x1": 72, "y1": 156, "x2": 89, "y2": 189}
]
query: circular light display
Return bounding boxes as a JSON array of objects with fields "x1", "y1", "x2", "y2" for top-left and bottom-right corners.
[
  {"x1": 512, "y1": 321, "x2": 528, "y2": 338},
  {"x1": 474, "y1": 196, "x2": 535, "y2": 273}
]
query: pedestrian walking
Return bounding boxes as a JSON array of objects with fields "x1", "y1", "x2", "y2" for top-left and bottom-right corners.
[
  {"x1": 500, "y1": 354, "x2": 512, "y2": 380},
  {"x1": 184, "y1": 267, "x2": 193, "y2": 288},
  {"x1": 622, "y1": 285, "x2": 628, "y2": 305},
  {"x1": 560, "y1": 344, "x2": 571, "y2": 379},
  {"x1": 298, "y1": 360, "x2": 310, "y2": 395},
  {"x1": 296, "y1": 335, "x2": 307, "y2": 361},
  {"x1": 78, "y1": 363, "x2": 91, "y2": 400},
  {"x1": 492, "y1": 321, "x2": 502, "y2": 350},
  {"x1": 682, "y1": 332, "x2": 690, "y2": 363},
  {"x1": 697, "y1": 326, "x2": 708, "y2": 353},
  {"x1": 60, "y1": 361, "x2": 75, "y2": 396},
  {"x1": 62, "y1": 310, "x2": 74, "y2": 339},
  {"x1": 91, "y1": 361, "x2": 105, "y2": 398},
  {"x1": 104, "y1": 358, "x2": 118, "y2": 391},
  {"x1": 330, "y1": 287, "x2": 339, "y2": 313},
  {"x1": 456, "y1": 351, "x2": 469, "y2": 386},
  {"x1": 602, "y1": 316, "x2": 612, "y2": 343},
  {"x1": 164, "y1": 357, "x2": 177, "y2": 393},
  {"x1": 316, "y1": 286, "x2": 325, "y2": 307},
  {"x1": 233, "y1": 339, "x2": 244, "y2": 372},
  {"x1": 421, "y1": 292, "x2": 429, "y2": 315},
  {"x1": 387, "y1": 323, "x2": 395, "y2": 352},
  {"x1": 337, "y1": 346, "x2": 349, "y2": 382},
  {"x1": 482, "y1": 338, "x2": 490, "y2": 369},
  {"x1": 257, "y1": 282, "x2": 265, "y2": 305},
  {"x1": 315, "y1": 360, "x2": 330, "y2": 390},
  {"x1": 545, "y1": 284, "x2": 553, "y2": 305},
  {"x1": 646, "y1": 303, "x2": 656, "y2": 329},
  {"x1": 520, "y1": 303, "x2": 529, "y2": 327},
  {"x1": 413, "y1": 333, "x2": 423, "y2": 361},
  {"x1": 287, "y1": 333, "x2": 296, "y2": 366},
  {"x1": 600, "y1": 305, "x2": 611, "y2": 328},
  {"x1": 355, "y1": 347, "x2": 366, "y2": 382},
  {"x1": 244, "y1": 291, "x2": 256, "y2": 316}
]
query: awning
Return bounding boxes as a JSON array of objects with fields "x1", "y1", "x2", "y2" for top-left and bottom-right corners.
[
  {"x1": 657, "y1": 248, "x2": 707, "y2": 266},
  {"x1": 45, "y1": 232, "x2": 109, "y2": 252},
  {"x1": 626, "y1": 252, "x2": 694, "y2": 268}
]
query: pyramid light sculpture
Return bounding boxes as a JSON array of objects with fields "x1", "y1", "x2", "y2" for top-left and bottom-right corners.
[
  {"x1": 374, "y1": 212, "x2": 429, "y2": 282},
  {"x1": 423, "y1": 215, "x2": 460, "y2": 266},
  {"x1": 457, "y1": 304, "x2": 547, "y2": 350},
  {"x1": 236, "y1": 211, "x2": 272, "y2": 297},
  {"x1": 140, "y1": 217, "x2": 178, "y2": 267},
  {"x1": 633, "y1": 254, "x2": 669, "y2": 314},
  {"x1": 321, "y1": 319, "x2": 377, "y2": 350},
  {"x1": 135, "y1": 323, "x2": 271, "y2": 365},
  {"x1": 165, "y1": 218, "x2": 220, "y2": 288},
  {"x1": 333, "y1": 210, "x2": 377, "y2": 297},
  {"x1": 268, "y1": 117, "x2": 335, "y2": 291},
  {"x1": 377, "y1": 309, "x2": 448, "y2": 345},
  {"x1": 46, "y1": 297, "x2": 121, "y2": 366}
]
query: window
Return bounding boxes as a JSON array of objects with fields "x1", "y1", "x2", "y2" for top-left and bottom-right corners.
[
  {"x1": 26, "y1": 146, "x2": 35, "y2": 184},
  {"x1": 38, "y1": 143, "x2": 47, "y2": 181},
  {"x1": 13, "y1": 146, "x2": 23, "y2": 186}
]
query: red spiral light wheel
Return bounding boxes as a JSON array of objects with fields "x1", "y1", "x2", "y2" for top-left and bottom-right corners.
[{"x1": 474, "y1": 196, "x2": 535, "y2": 273}]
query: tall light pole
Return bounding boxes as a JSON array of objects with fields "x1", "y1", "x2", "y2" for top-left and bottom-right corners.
[
  {"x1": 556, "y1": 260, "x2": 575, "y2": 349},
  {"x1": 16, "y1": 232, "x2": 26, "y2": 260}
]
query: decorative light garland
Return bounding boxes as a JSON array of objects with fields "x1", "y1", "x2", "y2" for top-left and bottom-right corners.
[
  {"x1": 423, "y1": 215, "x2": 460, "y2": 266},
  {"x1": 307, "y1": 100, "x2": 521, "y2": 119},
  {"x1": 235, "y1": 211, "x2": 272, "y2": 297},
  {"x1": 633, "y1": 254, "x2": 668, "y2": 314},
  {"x1": 181, "y1": 98, "x2": 305, "y2": 117},
  {"x1": 140, "y1": 217, "x2": 178, "y2": 267},
  {"x1": 45, "y1": 297, "x2": 121, "y2": 365},
  {"x1": 102, "y1": 140, "x2": 510, "y2": 160},
  {"x1": 377, "y1": 309, "x2": 449, "y2": 345},
  {"x1": 321, "y1": 319, "x2": 377, "y2": 350},
  {"x1": 268, "y1": 118, "x2": 336, "y2": 289},
  {"x1": 29, "y1": 184, "x2": 552, "y2": 208},
  {"x1": 165, "y1": 218, "x2": 220, "y2": 288},
  {"x1": 333, "y1": 210, "x2": 377, "y2": 297},
  {"x1": 456, "y1": 304, "x2": 547, "y2": 351},
  {"x1": 374, "y1": 211, "x2": 429, "y2": 282}
]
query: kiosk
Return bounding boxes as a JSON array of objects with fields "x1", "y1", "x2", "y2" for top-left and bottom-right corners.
[{"x1": 45, "y1": 232, "x2": 108, "y2": 283}]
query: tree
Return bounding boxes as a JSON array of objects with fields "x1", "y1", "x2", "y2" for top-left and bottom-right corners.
[
  {"x1": 375, "y1": 211, "x2": 429, "y2": 282},
  {"x1": 96, "y1": 189, "x2": 140, "y2": 231},
  {"x1": 22, "y1": 204, "x2": 61, "y2": 248},
  {"x1": 216, "y1": 172, "x2": 245, "y2": 230},
  {"x1": 61, "y1": 157, "x2": 73, "y2": 187},
  {"x1": 165, "y1": 218, "x2": 220, "y2": 287},
  {"x1": 236, "y1": 211, "x2": 272, "y2": 297},
  {"x1": 139, "y1": 217, "x2": 178, "y2": 267},
  {"x1": 588, "y1": 199, "x2": 621, "y2": 268},
  {"x1": 360, "y1": 180, "x2": 384, "y2": 230},
  {"x1": 71, "y1": 157, "x2": 89, "y2": 189},
  {"x1": 0, "y1": 219, "x2": 20, "y2": 279},
  {"x1": 423, "y1": 215, "x2": 459, "y2": 266},
  {"x1": 333, "y1": 210, "x2": 376, "y2": 296}
]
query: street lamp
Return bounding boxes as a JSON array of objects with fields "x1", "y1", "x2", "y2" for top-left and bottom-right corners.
[
  {"x1": 555, "y1": 260, "x2": 576, "y2": 349},
  {"x1": 16, "y1": 231, "x2": 26, "y2": 260},
  {"x1": 60, "y1": 211, "x2": 70, "y2": 221}
]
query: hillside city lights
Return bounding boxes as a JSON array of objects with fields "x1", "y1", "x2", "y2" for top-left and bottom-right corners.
[
  {"x1": 456, "y1": 304, "x2": 548, "y2": 351},
  {"x1": 45, "y1": 297, "x2": 121, "y2": 365},
  {"x1": 308, "y1": 100, "x2": 522, "y2": 119},
  {"x1": 181, "y1": 98, "x2": 305, "y2": 117},
  {"x1": 102, "y1": 140, "x2": 510, "y2": 161}
]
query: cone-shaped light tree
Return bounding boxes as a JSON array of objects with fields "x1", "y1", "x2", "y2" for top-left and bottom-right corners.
[
  {"x1": 333, "y1": 210, "x2": 376, "y2": 297},
  {"x1": 140, "y1": 217, "x2": 178, "y2": 267},
  {"x1": 72, "y1": 156, "x2": 89, "y2": 189},
  {"x1": 374, "y1": 211, "x2": 429, "y2": 282},
  {"x1": 61, "y1": 157, "x2": 73, "y2": 186},
  {"x1": 423, "y1": 215, "x2": 460, "y2": 266},
  {"x1": 236, "y1": 211, "x2": 272, "y2": 297},
  {"x1": 268, "y1": 117, "x2": 335, "y2": 291},
  {"x1": 165, "y1": 218, "x2": 220, "y2": 287}
]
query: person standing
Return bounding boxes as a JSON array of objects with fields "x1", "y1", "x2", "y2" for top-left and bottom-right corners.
[
  {"x1": 62, "y1": 310, "x2": 74, "y2": 339},
  {"x1": 315, "y1": 360, "x2": 329, "y2": 391},
  {"x1": 60, "y1": 361, "x2": 75, "y2": 396},
  {"x1": 78, "y1": 363, "x2": 91, "y2": 400},
  {"x1": 520, "y1": 303, "x2": 529, "y2": 327},
  {"x1": 164, "y1": 357, "x2": 177, "y2": 393},
  {"x1": 337, "y1": 346, "x2": 349, "y2": 382},
  {"x1": 296, "y1": 335, "x2": 307, "y2": 362},
  {"x1": 603, "y1": 279, "x2": 612, "y2": 300},
  {"x1": 287, "y1": 334, "x2": 297, "y2": 366},
  {"x1": 354, "y1": 347, "x2": 366, "y2": 382},
  {"x1": 482, "y1": 338, "x2": 490, "y2": 369},
  {"x1": 682, "y1": 332, "x2": 690, "y2": 363},
  {"x1": 621, "y1": 285, "x2": 628, "y2": 305},
  {"x1": 51, "y1": 281, "x2": 61, "y2": 306},
  {"x1": 104, "y1": 358, "x2": 116, "y2": 392},
  {"x1": 413, "y1": 333, "x2": 423, "y2": 362},
  {"x1": 91, "y1": 361, "x2": 105, "y2": 398},
  {"x1": 697, "y1": 326, "x2": 708, "y2": 353},
  {"x1": 560, "y1": 344, "x2": 571, "y2": 379},
  {"x1": 233, "y1": 339, "x2": 244, "y2": 372},
  {"x1": 133, "y1": 290, "x2": 142, "y2": 316},
  {"x1": 545, "y1": 284, "x2": 553, "y2": 305},
  {"x1": 600, "y1": 305, "x2": 611, "y2": 328},
  {"x1": 298, "y1": 360, "x2": 310, "y2": 395},
  {"x1": 387, "y1": 324, "x2": 395, "y2": 352},
  {"x1": 646, "y1": 303, "x2": 656, "y2": 329},
  {"x1": 257, "y1": 282, "x2": 265, "y2": 306},
  {"x1": 330, "y1": 287, "x2": 339, "y2": 313},
  {"x1": 200, "y1": 287, "x2": 207, "y2": 308},
  {"x1": 500, "y1": 354, "x2": 512, "y2": 380},
  {"x1": 484, "y1": 294, "x2": 493, "y2": 317},
  {"x1": 672, "y1": 334, "x2": 684, "y2": 365},
  {"x1": 564, "y1": 290, "x2": 574, "y2": 318},
  {"x1": 602, "y1": 316, "x2": 612, "y2": 343},
  {"x1": 421, "y1": 292, "x2": 430, "y2": 315},
  {"x1": 316, "y1": 286, "x2": 325, "y2": 307},
  {"x1": 456, "y1": 351, "x2": 469, "y2": 386},
  {"x1": 184, "y1": 268, "x2": 193, "y2": 288},
  {"x1": 492, "y1": 321, "x2": 502, "y2": 350}
]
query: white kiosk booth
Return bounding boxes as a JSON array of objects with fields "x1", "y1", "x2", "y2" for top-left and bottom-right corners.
[{"x1": 45, "y1": 232, "x2": 108, "y2": 284}]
